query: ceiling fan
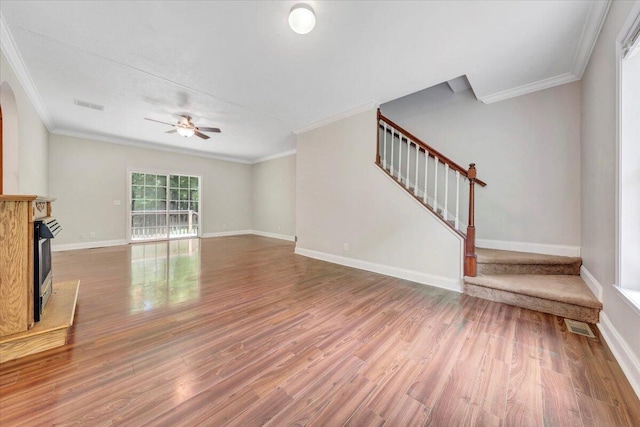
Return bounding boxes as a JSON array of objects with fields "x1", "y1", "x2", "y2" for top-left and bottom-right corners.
[{"x1": 144, "y1": 115, "x2": 221, "y2": 139}]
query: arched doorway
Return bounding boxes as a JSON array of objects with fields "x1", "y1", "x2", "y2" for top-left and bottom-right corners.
[{"x1": 0, "y1": 81, "x2": 19, "y2": 194}]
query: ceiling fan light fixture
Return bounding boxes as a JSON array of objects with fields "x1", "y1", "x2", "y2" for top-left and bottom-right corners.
[
  {"x1": 289, "y1": 3, "x2": 315, "y2": 35},
  {"x1": 176, "y1": 126, "x2": 195, "y2": 138}
]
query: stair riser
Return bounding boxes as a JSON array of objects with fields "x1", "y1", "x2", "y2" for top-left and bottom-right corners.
[
  {"x1": 477, "y1": 263, "x2": 581, "y2": 276},
  {"x1": 464, "y1": 283, "x2": 599, "y2": 324}
]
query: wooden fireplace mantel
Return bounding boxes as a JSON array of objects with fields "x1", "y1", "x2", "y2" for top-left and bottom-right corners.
[
  {"x1": 0, "y1": 195, "x2": 56, "y2": 336},
  {"x1": 0, "y1": 195, "x2": 80, "y2": 363}
]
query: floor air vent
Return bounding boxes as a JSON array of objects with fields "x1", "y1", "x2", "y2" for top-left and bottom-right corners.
[{"x1": 565, "y1": 319, "x2": 596, "y2": 338}]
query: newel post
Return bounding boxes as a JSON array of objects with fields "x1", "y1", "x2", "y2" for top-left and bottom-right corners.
[
  {"x1": 464, "y1": 163, "x2": 477, "y2": 277},
  {"x1": 376, "y1": 109, "x2": 381, "y2": 165}
]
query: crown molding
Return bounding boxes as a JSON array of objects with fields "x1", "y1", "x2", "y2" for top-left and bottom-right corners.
[
  {"x1": 252, "y1": 149, "x2": 296, "y2": 164},
  {"x1": 478, "y1": 72, "x2": 579, "y2": 104},
  {"x1": 50, "y1": 129, "x2": 253, "y2": 164},
  {"x1": 479, "y1": 0, "x2": 610, "y2": 105},
  {"x1": 0, "y1": 13, "x2": 54, "y2": 130},
  {"x1": 571, "y1": 0, "x2": 612, "y2": 78},
  {"x1": 292, "y1": 102, "x2": 378, "y2": 135}
]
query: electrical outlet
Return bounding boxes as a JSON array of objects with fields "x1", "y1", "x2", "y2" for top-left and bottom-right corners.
[
  {"x1": 89, "y1": 232, "x2": 96, "y2": 239},
  {"x1": 78, "y1": 233, "x2": 84, "y2": 240},
  {"x1": 113, "y1": 200, "x2": 121, "y2": 206},
  {"x1": 343, "y1": 243, "x2": 349, "y2": 252}
]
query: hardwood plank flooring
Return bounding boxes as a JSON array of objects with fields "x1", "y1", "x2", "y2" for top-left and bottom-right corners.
[{"x1": 1, "y1": 235, "x2": 638, "y2": 426}]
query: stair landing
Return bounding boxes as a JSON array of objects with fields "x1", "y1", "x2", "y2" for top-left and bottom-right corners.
[{"x1": 464, "y1": 248, "x2": 601, "y2": 324}]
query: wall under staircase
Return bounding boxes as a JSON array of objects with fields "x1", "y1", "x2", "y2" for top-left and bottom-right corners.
[{"x1": 296, "y1": 107, "x2": 465, "y2": 291}]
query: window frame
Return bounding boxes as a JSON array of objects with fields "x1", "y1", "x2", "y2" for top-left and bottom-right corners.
[
  {"x1": 615, "y1": 2, "x2": 640, "y2": 310},
  {"x1": 126, "y1": 167, "x2": 203, "y2": 243}
]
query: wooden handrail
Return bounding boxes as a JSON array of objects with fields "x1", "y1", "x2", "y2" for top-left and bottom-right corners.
[{"x1": 378, "y1": 110, "x2": 487, "y2": 187}]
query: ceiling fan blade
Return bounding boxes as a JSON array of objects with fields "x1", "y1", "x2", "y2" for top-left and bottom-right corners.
[
  {"x1": 165, "y1": 129, "x2": 177, "y2": 134},
  {"x1": 144, "y1": 117, "x2": 175, "y2": 126},
  {"x1": 194, "y1": 130, "x2": 210, "y2": 140},
  {"x1": 197, "y1": 127, "x2": 221, "y2": 133}
]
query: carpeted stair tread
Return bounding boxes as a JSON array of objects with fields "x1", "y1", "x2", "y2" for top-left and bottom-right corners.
[
  {"x1": 476, "y1": 248, "x2": 581, "y2": 265},
  {"x1": 464, "y1": 274, "x2": 602, "y2": 309}
]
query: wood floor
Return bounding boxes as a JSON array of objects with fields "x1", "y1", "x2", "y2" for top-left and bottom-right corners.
[{"x1": 1, "y1": 235, "x2": 638, "y2": 426}]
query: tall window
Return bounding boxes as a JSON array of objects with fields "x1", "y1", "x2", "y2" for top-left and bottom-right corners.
[
  {"x1": 130, "y1": 171, "x2": 201, "y2": 241},
  {"x1": 618, "y1": 9, "x2": 640, "y2": 302}
]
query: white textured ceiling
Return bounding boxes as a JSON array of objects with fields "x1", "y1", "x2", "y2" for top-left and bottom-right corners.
[{"x1": 0, "y1": 1, "x2": 609, "y2": 163}]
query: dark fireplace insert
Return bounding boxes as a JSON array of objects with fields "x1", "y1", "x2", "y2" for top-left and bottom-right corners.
[{"x1": 34, "y1": 218, "x2": 61, "y2": 322}]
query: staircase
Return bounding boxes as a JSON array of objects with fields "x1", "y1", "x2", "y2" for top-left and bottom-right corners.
[
  {"x1": 464, "y1": 249, "x2": 602, "y2": 323},
  {"x1": 376, "y1": 110, "x2": 486, "y2": 276},
  {"x1": 376, "y1": 110, "x2": 602, "y2": 323}
]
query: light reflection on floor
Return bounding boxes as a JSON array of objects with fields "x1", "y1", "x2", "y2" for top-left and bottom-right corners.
[{"x1": 128, "y1": 238, "x2": 201, "y2": 313}]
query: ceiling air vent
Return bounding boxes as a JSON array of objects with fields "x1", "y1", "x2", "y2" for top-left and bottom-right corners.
[
  {"x1": 74, "y1": 99, "x2": 104, "y2": 111},
  {"x1": 564, "y1": 319, "x2": 596, "y2": 338}
]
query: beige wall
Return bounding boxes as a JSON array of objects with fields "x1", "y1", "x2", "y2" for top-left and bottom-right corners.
[
  {"x1": 296, "y1": 108, "x2": 463, "y2": 289},
  {"x1": 1, "y1": 51, "x2": 49, "y2": 195},
  {"x1": 581, "y1": 0, "x2": 640, "y2": 371},
  {"x1": 251, "y1": 154, "x2": 296, "y2": 238},
  {"x1": 49, "y1": 134, "x2": 252, "y2": 247},
  {"x1": 381, "y1": 81, "x2": 582, "y2": 249}
]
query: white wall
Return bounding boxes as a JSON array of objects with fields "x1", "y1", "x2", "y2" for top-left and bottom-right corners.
[
  {"x1": 296, "y1": 108, "x2": 463, "y2": 291},
  {"x1": 251, "y1": 153, "x2": 296, "y2": 238},
  {"x1": 381, "y1": 82, "x2": 581, "y2": 252},
  {"x1": 581, "y1": 0, "x2": 640, "y2": 396},
  {"x1": 0, "y1": 51, "x2": 49, "y2": 195},
  {"x1": 49, "y1": 134, "x2": 252, "y2": 248}
]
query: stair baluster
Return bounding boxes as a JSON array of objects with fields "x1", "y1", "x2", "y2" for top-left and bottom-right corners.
[
  {"x1": 444, "y1": 164, "x2": 449, "y2": 221},
  {"x1": 423, "y1": 149, "x2": 429, "y2": 204},
  {"x1": 414, "y1": 144, "x2": 419, "y2": 196},
  {"x1": 455, "y1": 171, "x2": 460, "y2": 230},
  {"x1": 389, "y1": 128, "x2": 395, "y2": 176},
  {"x1": 397, "y1": 131, "x2": 402, "y2": 182},
  {"x1": 383, "y1": 123, "x2": 388, "y2": 170},
  {"x1": 433, "y1": 156, "x2": 439, "y2": 211}
]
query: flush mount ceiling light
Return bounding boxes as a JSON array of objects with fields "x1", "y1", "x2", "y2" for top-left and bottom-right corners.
[
  {"x1": 176, "y1": 126, "x2": 195, "y2": 138},
  {"x1": 289, "y1": 3, "x2": 315, "y2": 34}
]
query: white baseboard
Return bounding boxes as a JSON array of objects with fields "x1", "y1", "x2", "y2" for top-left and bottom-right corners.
[
  {"x1": 476, "y1": 239, "x2": 580, "y2": 257},
  {"x1": 251, "y1": 230, "x2": 295, "y2": 242},
  {"x1": 201, "y1": 230, "x2": 253, "y2": 239},
  {"x1": 580, "y1": 266, "x2": 603, "y2": 302},
  {"x1": 294, "y1": 247, "x2": 462, "y2": 293},
  {"x1": 598, "y1": 311, "x2": 640, "y2": 399},
  {"x1": 52, "y1": 239, "x2": 128, "y2": 252}
]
